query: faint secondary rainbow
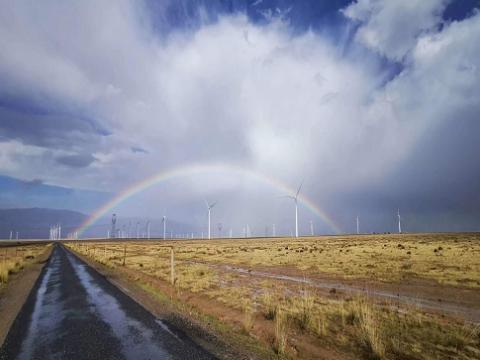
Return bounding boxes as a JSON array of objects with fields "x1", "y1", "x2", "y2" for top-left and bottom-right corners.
[{"x1": 76, "y1": 163, "x2": 341, "y2": 236}]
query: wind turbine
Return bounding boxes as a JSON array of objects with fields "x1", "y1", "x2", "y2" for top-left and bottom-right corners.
[
  {"x1": 162, "y1": 215, "x2": 167, "y2": 240},
  {"x1": 397, "y1": 209, "x2": 402, "y2": 234},
  {"x1": 145, "y1": 221, "x2": 151, "y2": 239},
  {"x1": 283, "y1": 182, "x2": 303, "y2": 238},
  {"x1": 356, "y1": 216, "x2": 360, "y2": 235},
  {"x1": 205, "y1": 200, "x2": 217, "y2": 240}
]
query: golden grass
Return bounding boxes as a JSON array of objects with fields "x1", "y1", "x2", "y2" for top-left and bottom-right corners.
[
  {"x1": 274, "y1": 306, "x2": 288, "y2": 356},
  {"x1": 352, "y1": 297, "x2": 386, "y2": 358},
  {"x1": 0, "y1": 244, "x2": 48, "y2": 285},
  {"x1": 65, "y1": 234, "x2": 480, "y2": 359}
]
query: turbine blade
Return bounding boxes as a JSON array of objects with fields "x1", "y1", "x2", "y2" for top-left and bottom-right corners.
[
  {"x1": 210, "y1": 201, "x2": 217, "y2": 209},
  {"x1": 296, "y1": 180, "x2": 304, "y2": 198}
]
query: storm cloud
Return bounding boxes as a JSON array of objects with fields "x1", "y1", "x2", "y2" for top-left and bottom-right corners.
[{"x1": 0, "y1": 0, "x2": 479, "y2": 234}]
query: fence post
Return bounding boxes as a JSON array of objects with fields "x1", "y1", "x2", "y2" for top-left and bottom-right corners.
[
  {"x1": 170, "y1": 247, "x2": 175, "y2": 285},
  {"x1": 123, "y1": 244, "x2": 127, "y2": 266}
]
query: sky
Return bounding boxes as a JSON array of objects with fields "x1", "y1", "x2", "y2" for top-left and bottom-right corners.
[{"x1": 0, "y1": 0, "x2": 480, "y2": 236}]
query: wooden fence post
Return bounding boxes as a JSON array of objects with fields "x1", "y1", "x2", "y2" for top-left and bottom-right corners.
[
  {"x1": 123, "y1": 244, "x2": 127, "y2": 266},
  {"x1": 170, "y1": 247, "x2": 175, "y2": 285}
]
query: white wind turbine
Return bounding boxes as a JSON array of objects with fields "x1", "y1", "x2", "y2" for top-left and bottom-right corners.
[
  {"x1": 397, "y1": 209, "x2": 402, "y2": 234},
  {"x1": 283, "y1": 182, "x2": 303, "y2": 238},
  {"x1": 205, "y1": 200, "x2": 217, "y2": 240},
  {"x1": 162, "y1": 215, "x2": 167, "y2": 240}
]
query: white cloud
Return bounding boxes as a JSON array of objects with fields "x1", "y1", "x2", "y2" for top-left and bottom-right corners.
[{"x1": 343, "y1": 0, "x2": 449, "y2": 61}]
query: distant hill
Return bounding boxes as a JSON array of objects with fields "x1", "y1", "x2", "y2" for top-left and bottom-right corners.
[
  {"x1": 0, "y1": 208, "x2": 87, "y2": 239},
  {"x1": 0, "y1": 208, "x2": 198, "y2": 240}
]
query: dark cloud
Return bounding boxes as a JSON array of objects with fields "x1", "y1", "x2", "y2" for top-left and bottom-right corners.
[
  {"x1": 131, "y1": 146, "x2": 148, "y2": 154},
  {"x1": 23, "y1": 178, "x2": 44, "y2": 187},
  {"x1": 0, "y1": 105, "x2": 108, "y2": 150},
  {"x1": 56, "y1": 154, "x2": 96, "y2": 168}
]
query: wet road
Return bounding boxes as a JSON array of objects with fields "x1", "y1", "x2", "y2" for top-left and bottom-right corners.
[{"x1": 0, "y1": 245, "x2": 215, "y2": 360}]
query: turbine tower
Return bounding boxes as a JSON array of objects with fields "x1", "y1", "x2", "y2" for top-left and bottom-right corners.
[
  {"x1": 145, "y1": 220, "x2": 151, "y2": 239},
  {"x1": 397, "y1": 209, "x2": 402, "y2": 234},
  {"x1": 283, "y1": 182, "x2": 303, "y2": 238},
  {"x1": 310, "y1": 220, "x2": 314, "y2": 236},
  {"x1": 356, "y1": 215, "x2": 360, "y2": 235},
  {"x1": 162, "y1": 215, "x2": 167, "y2": 240},
  {"x1": 111, "y1": 214, "x2": 117, "y2": 239},
  {"x1": 205, "y1": 201, "x2": 217, "y2": 240}
]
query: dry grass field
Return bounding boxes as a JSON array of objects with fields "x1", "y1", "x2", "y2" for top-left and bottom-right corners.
[
  {"x1": 66, "y1": 233, "x2": 480, "y2": 359},
  {"x1": 0, "y1": 243, "x2": 50, "y2": 286}
]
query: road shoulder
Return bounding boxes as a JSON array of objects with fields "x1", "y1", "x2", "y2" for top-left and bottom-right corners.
[{"x1": 0, "y1": 245, "x2": 52, "y2": 346}]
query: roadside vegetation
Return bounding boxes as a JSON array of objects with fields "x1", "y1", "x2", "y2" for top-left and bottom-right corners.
[
  {"x1": 66, "y1": 233, "x2": 480, "y2": 359},
  {"x1": 0, "y1": 244, "x2": 50, "y2": 286}
]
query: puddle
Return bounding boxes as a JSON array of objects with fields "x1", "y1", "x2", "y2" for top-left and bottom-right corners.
[
  {"x1": 18, "y1": 252, "x2": 64, "y2": 360},
  {"x1": 66, "y1": 252, "x2": 173, "y2": 360}
]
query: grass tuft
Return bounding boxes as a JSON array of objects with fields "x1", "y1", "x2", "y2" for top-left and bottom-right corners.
[
  {"x1": 352, "y1": 297, "x2": 386, "y2": 359},
  {"x1": 274, "y1": 306, "x2": 288, "y2": 356}
]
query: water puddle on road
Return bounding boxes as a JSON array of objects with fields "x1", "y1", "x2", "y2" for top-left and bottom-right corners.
[
  {"x1": 17, "y1": 253, "x2": 64, "y2": 360},
  {"x1": 65, "y1": 252, "x2": 173, "y2": 360}
]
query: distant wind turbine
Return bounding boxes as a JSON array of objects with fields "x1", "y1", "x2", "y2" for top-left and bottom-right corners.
[
  {"x1": 282, "y1": 182, "x2": 303, "y2": 238},
  {"x1": 145, "y1": 220, "x2": 151, "y2": 239},
  {"x1": 162, "y1": 215, "x2": 167, "y2": 240},
  {"x1": 397, "y1": 209, "x2": 402, "y2": 234},
  {"x1": 205, "y1": 200, "x2": 217, "y2": 240},
  {"x1": 356, "y1": 216, "x2": 360, "y2": 235}
]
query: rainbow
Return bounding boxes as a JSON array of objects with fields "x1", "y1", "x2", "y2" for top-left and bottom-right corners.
[{"x1": 75, "y1": 163, "x2": 341, "y2": 236}]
